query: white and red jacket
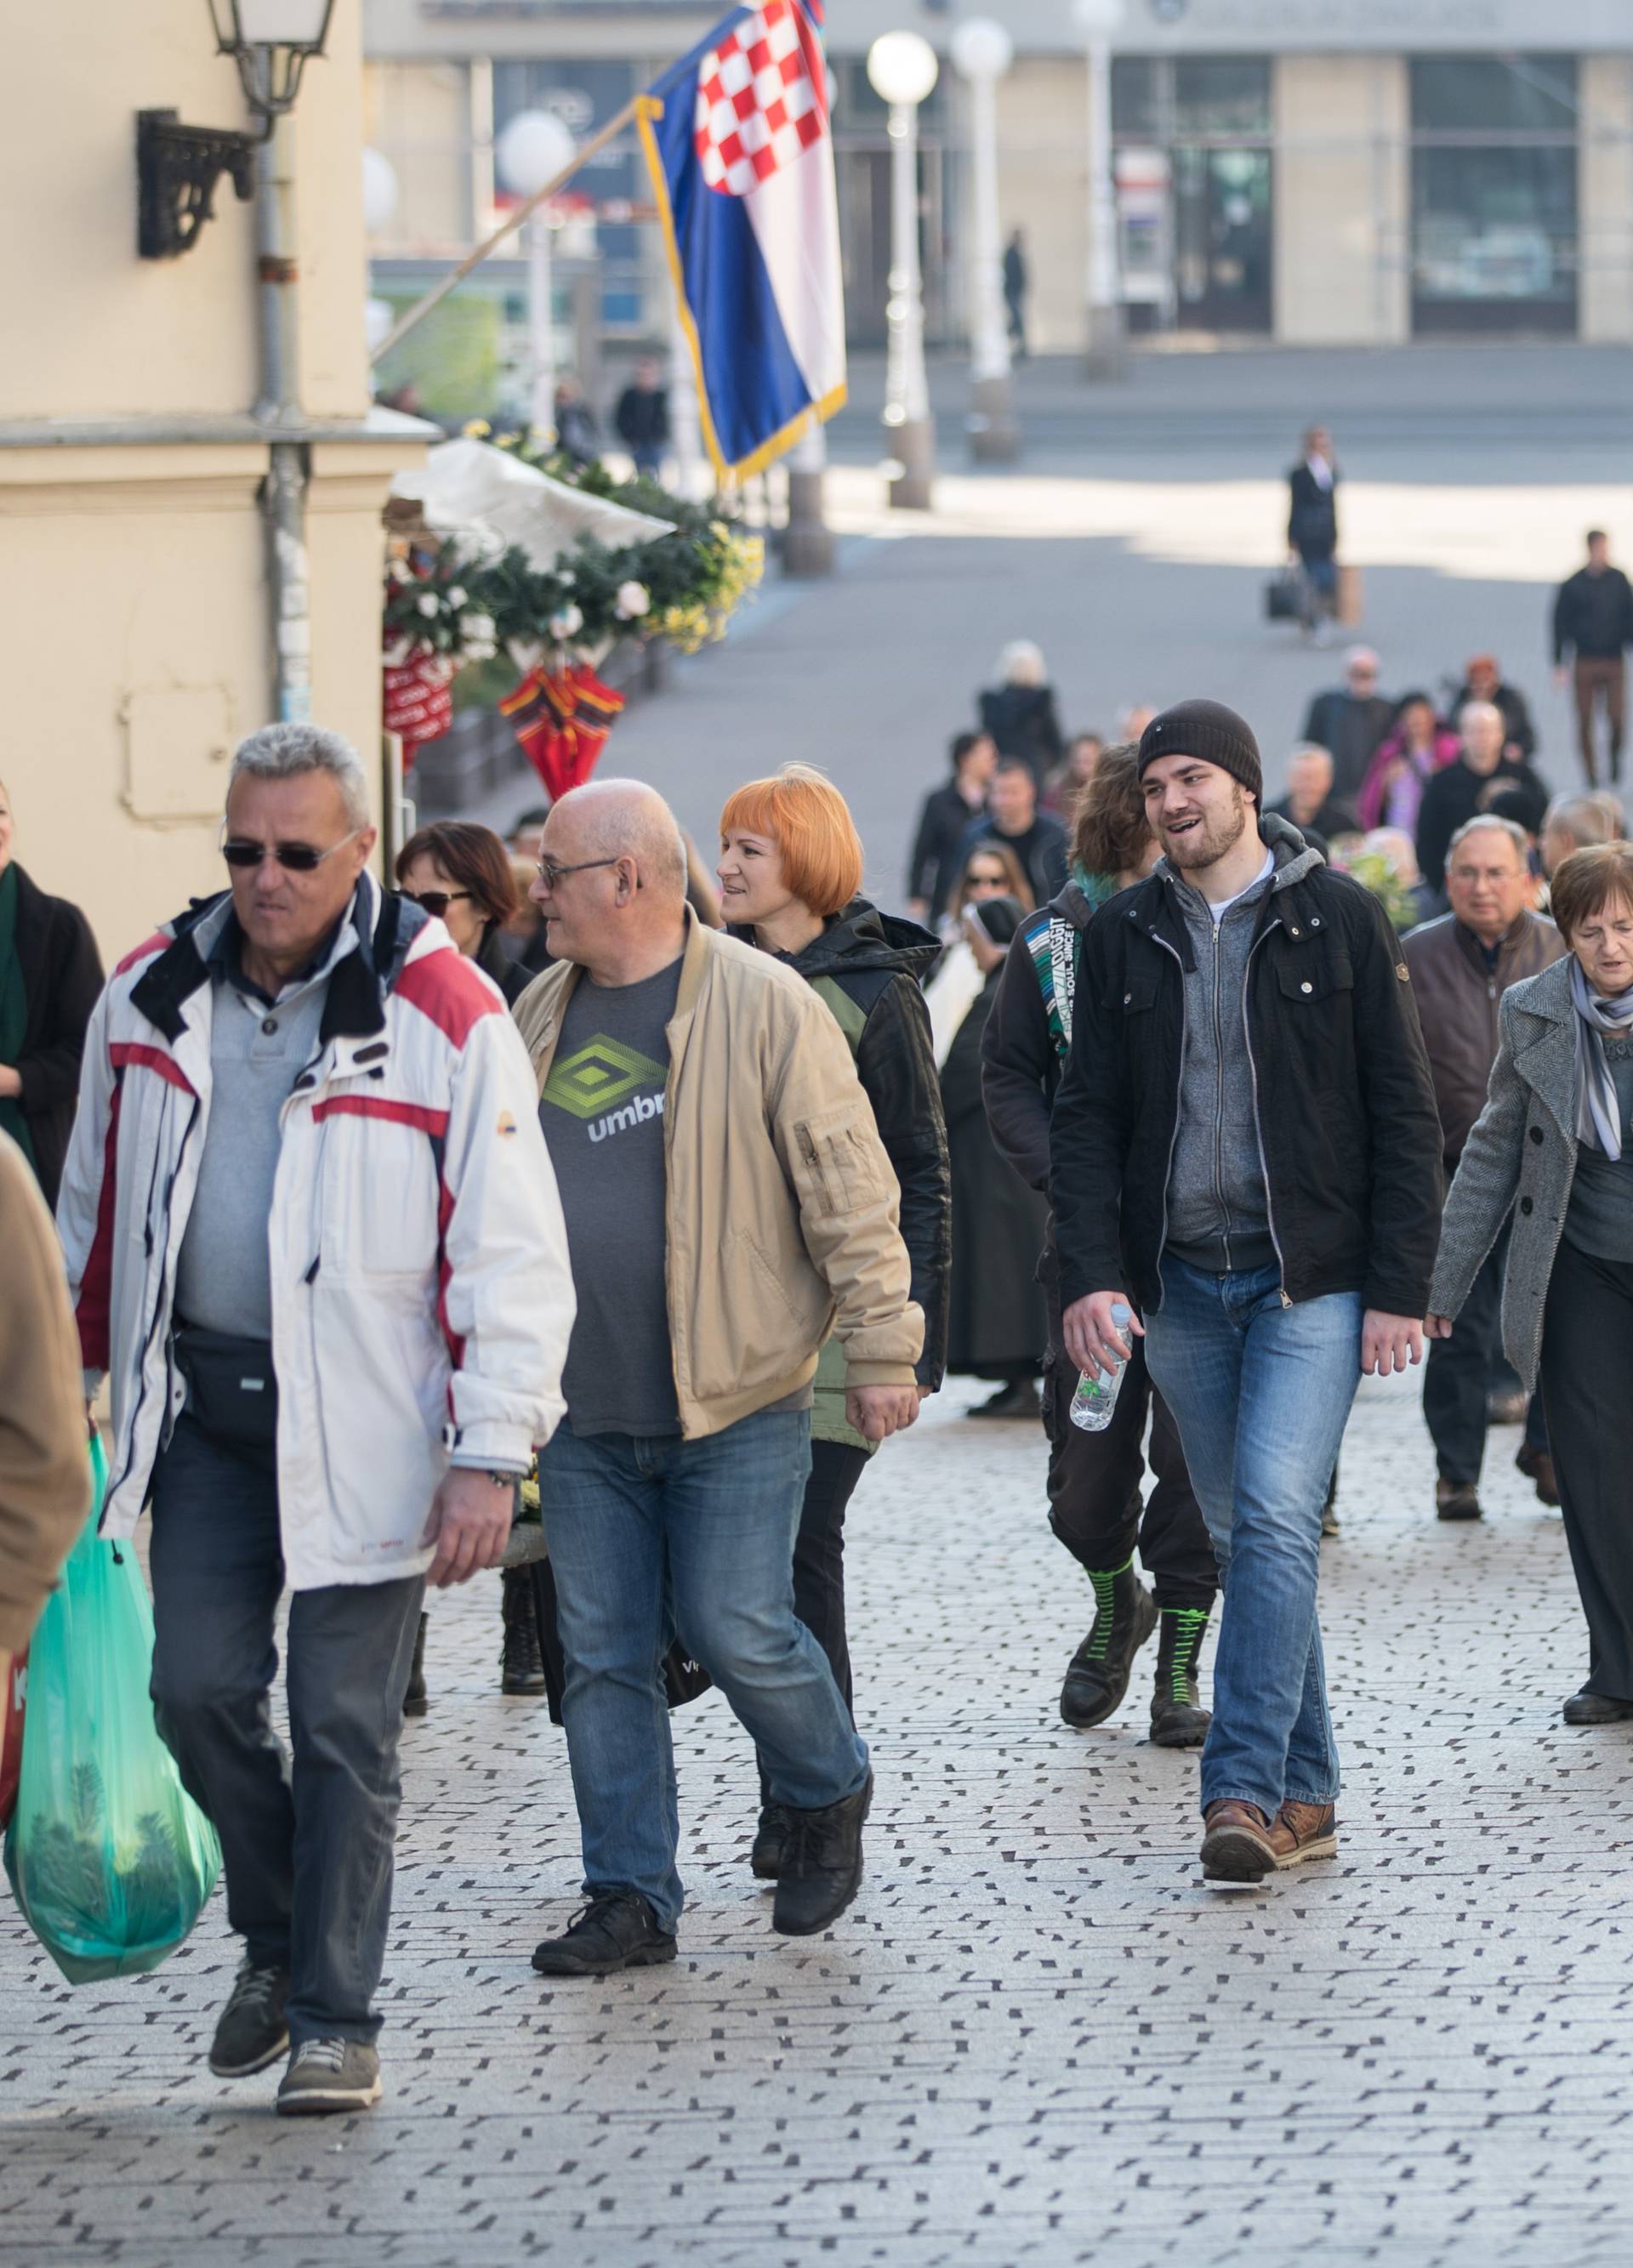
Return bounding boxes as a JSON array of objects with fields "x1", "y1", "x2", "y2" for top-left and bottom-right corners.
[{"x1": 56, "y1": 878, "x2": 575, "y2": 1589}]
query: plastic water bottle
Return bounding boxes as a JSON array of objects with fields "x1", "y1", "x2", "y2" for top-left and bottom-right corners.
[{"x1": 1070, "y1": 1305, "x2": 1134, "y2": 1432}]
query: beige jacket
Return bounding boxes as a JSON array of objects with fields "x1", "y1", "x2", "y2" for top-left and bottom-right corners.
[
  {"x1": 515, "y1": 912, "x2": 923, "y2": 1439},
  {"x1": 0, "y1": 1132, "x2": 92, "y2": 1654}
]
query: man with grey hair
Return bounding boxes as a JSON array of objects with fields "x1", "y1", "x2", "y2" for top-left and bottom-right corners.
[
  {"x1": 1415, "y1": 700, "x2": 1548, "y2": 895},
  {"x1": 1265, "y1": 742, "x2": 1358, "y2": 847},
  {"x1": 57, "y1": 723, "x2": 575, "y2": 2113},
  {"x1": 1542, "y1": 788, "x2": 1626, "y2": 878},
  {"x1": 514, "y1": 779, "x2": 923, "y2": 1969},
  {"x1": 1300, "y1": 647, "x2": 1394, "y2": 803},
  {"x1": 1404, "y1": 814, "x2": 1564, "y2": 1518}
]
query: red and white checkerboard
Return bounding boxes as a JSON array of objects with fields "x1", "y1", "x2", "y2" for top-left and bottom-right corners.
[{"x1": 694, "y1": 0, "x2": 826, "y2": 196}]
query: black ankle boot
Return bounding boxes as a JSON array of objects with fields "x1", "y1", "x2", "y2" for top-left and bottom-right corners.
[
  {"x1": 1060, "y1": 1562, "x2": 1157, "y2": 1729},
  {"x1": 403, "y1": 1611, "x2": 429, "y2": 1719},
  {"x1": 1150, "y1": 1606, "x2": 1211, "y2": 1748},
  {"x1": 772, "y1": 1772, "x2": 873, "y2": 1936},
  {"x1": 500, "y1": 1567, "x2": 548, "y2": 1696}
]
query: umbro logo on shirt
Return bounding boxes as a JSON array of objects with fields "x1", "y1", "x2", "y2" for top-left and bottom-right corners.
[{"x1": 543, "y1": 1037, "x2": 668, "y2": 1142}]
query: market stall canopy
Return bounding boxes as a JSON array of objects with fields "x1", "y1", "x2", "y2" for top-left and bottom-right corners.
[{"x1": 389, "y1": 437, "x2": 674, "y2": 569}]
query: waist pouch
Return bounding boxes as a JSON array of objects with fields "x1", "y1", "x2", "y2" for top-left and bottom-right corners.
[{"x1": 174, "y1": 1325, "x2": 279, "y2": 1452}]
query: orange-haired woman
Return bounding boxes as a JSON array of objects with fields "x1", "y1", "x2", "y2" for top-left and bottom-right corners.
[{"x1": 718, "y1": 764, "x2": 950, "y2": 1879}]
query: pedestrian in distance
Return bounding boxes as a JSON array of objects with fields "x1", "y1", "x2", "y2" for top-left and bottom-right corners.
[
  {"x1": 1404, "y1": 817, "x2": 1565, "y2": 1521},
  {"x1": 516, "y1": 780, "x2": 922, "y2": 1969},
  {"x1": 613, "y1": 355, "x2": 671, "y2": 481},
  {"x1": 1354, "y1": 692, "x2": 1460, "y2": 838},
  {"x1": 1286, "y1": 424, "x2": 1340, "y2": 643},
  {"x1": 982, "y1": 744, "x2": 1216, "y2": 1748},
  {"x1": 1003, "y1": 228, "x2": 1028, "y2": 357},
  {"x1": 958, "y1": 756, "x2": 1069, "y2": 907},
  {"x1": 55, "y1": 724, "x2": 575, "y2": 2114},
  {"x1": 1043, "y1": 732, "x2": 1104, "y2": 823},
  {"x1": 1552, "y1": 531, "x2": 1633, "y2": 785},
  {"x1": 1416, "y1": 700, "x2": 1550, "y2": 899},
  {"x1": 715, "y1": 764, "x2": 949, "y2": 1879},
  {"x1": 923, "y1": 840, "x2": 1034, "y2": 1066},
  {"x1": 1453, "y1": 652, "x2": 1537, "y2": 763},
  {"x1": 1541, "y1": 790, "x2": 1624, "y2": 884},
  {"x1": 0, "y1": 776, "x2": 104, "y2": 1211},
  {"x1": 1265, "y1": 743, "x2": 1358, "y2": 853},
  {"x1": 1300, "y1": 646, "x2": 1394, "y2": 806},
  {"x1": 978, "y1": 641, "x2": 1065, "y2": 787},
  {"x1": 551, "y1": 377, "x2": 600, "y2": 468},
  {"x1": 938, "y1": 895, "x2": 1048, "y2": 1422},
  {"x1": 0, "y1": 1128, "x2": 92, "y2": 1697},
  {"x1": 1050, "y1": 700, "x2": 1444, "y2": 1883},
  {"x1": 395, "y1": 819, "x2": 550, "y2": 1712},
  {"x1": 1428, "y1": 841, "x2": 1633, "y2": 1725},
  {"x1": 905, "y1": 729, "x2": 999, "y2": 924}
]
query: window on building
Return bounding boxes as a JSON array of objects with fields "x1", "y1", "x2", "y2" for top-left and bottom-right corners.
[
  {"x1": 1111, "y1": 58, "x2": 1273, "y2": 335},
  {"x1": 1409, "y1": 54, "x2": 1579, "y2": 335}
]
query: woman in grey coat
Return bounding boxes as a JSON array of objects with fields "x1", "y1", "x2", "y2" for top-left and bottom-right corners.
[{"x1": 1428, "y1": 840, "x2": 1633, "y2": 1724}]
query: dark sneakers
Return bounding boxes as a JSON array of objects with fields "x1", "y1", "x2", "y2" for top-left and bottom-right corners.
[
  {"x1": 1150, "y1": 1607, "x2": 1211, "y2": 1748},
  {"x1": 277, "y1": 2038, "x2": 383, "y2": 2116},
  {"x1": 751, "y1": 1803, "x2": 793, "y2": 1881},
  {"x1": 1061, "y1": 1562, "x2": 1158, "y2": 1728},
  {"x1": 208, "y1": 1958, "x2": 291, "y2": 2078},
  {"x1": 772, "y1": 1772, "x2": 873, "y2": 1937},
  {"x1": 499, "y1": 1568, "x2": 549, "y2": 1696},
  {"x1": 1436, "y1": 1480, "x2": 1482, "y2": 1522},
  {"x1": 532, "y1": 1890, "x2": 678, "y2": 1976},
  {"x1": 1562, "y1": 1686, "x2": 1633, "y2": 1725}
]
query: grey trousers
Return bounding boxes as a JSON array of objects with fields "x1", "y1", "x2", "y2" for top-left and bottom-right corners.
[{"x1": 147, "y1": 1412, "x2": 424, "y2": 2046}]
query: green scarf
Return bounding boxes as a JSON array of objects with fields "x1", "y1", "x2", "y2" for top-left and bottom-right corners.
[{"x1": 0, "y1": 863, "x2": 36, "y2": 1172}]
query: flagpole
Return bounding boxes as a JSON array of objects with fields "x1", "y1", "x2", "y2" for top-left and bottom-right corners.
[{"x1": 369, "y1": 98, "x2": 640, "y2": 367}]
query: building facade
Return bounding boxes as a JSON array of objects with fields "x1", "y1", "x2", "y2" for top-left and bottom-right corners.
[{"x1": 362, "y1": 0, "x2": 1633, "y2": 385}]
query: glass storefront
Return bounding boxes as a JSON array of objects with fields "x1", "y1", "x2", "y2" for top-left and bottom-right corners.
[
  {"x1": 1112, "y1": 57, "x2": 1273, "y2": 333},
  {"x1": 1409, "y1": 55, "x2": 1579, "y2": 335}
]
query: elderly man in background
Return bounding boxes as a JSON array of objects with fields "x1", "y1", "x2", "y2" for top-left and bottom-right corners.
[
  {"x1": 58, "y1": 724, "x2": 575, "y2": 2115},
  {"x1": 1416, "y1": 701, "x2": 1550, "y2": 897},
  {"x1": 1404, "y1": 816, "x2": 1565, "y2": 1519},
  {"x1": 1300, "y1": 648, "x2": 1395, "y2": 804},
  {"x1": 1265, "y1": 743, "x2": 1359, "y2": 850},
  {"x1": 516, "y1": 781, "x2": 921, "y2": 1972},
  {"x1": 1542, "y1": 791, "x2": 1625, "y2": 881}
]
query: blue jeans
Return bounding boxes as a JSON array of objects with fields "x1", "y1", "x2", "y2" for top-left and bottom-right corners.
[
  {"x1": 1143, "y1": 1259, "x2": 1362, "y2": 1818},
  {"x1": 538, "y1": 1409, "x2": 869, "y2": 1933}
]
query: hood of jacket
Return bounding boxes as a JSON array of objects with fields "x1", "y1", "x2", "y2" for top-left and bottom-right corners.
[
  {"x1": 1045, "y1": 877, "x2": 1109, "y2": 935},
  {"x1": 732, "y1": 895, "x2": 942, "y2": 986}
]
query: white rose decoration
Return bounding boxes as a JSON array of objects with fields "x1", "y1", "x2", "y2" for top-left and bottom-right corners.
[
  {"x1": 384, "y1": 635, "x2": 413, "y2": 668},
  {"x1": 615, "y1": 580, "x2": 651, "y2": 620},
  {"x1": 447, "y1": 586, "x2": 468, "y2": 609},
  {"x1": 549, "y1": 603, "x2": 584, "y2": 640},
  {"x1": 417, "y1": 593, "x2": 440, "y2": 617}
]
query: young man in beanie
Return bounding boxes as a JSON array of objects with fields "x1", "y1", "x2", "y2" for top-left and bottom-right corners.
[{"x1": 1050, "y1": 700, "x2": 1442, "y2": 1884}]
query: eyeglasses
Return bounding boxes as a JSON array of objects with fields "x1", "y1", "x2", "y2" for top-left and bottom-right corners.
[
  {"x1": 404, "y1": 889, "x2": 472, "y2": 921},
  {"x1": 221, "y1": 827, "x2": 363, "y2": 873},
  {"x1": 534, "y1": 854, "x2": 621, "y2": 892}
]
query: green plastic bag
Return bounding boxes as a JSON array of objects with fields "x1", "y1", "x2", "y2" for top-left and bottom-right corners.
[{"x1": 3, "y1": 1438, "x2": 221, "y2": 1983}]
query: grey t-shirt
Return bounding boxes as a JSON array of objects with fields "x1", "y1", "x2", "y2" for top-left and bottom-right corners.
[
  {"x1": 538, "y1": 958, "x2": 682, "y2": 1436},
  {"x1": 1564, "y1": 1038, "x2": 1633, "y2": 1261}
]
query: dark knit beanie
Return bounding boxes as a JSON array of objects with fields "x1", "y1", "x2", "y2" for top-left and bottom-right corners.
[{"x1": 1136, "y1": 700, "x2": 1262, "y2": 803}]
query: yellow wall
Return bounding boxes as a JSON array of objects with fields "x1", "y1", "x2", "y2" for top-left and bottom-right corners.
[
  {"x1": 1580, "y1": 55, "x2": 1633, "y2": 345},
  {"x1": 994, "y1": 61, "x2": 1088, "y2": 358},
  {"x1": 1273, "y1": 55, "x2": 1408, "y2": 347}
]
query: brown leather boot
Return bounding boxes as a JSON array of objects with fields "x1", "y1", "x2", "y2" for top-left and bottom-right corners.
[
  {"x1": 1266, "y1": 1799, "x2": 1338, "y2": 1869},
  {"x1": 1200, "y1": 1799, "x2": 1276, "y2": 1884},
  {"x1": 1516, "y1": 1443, "x2": 1561, "y2": 1508}
]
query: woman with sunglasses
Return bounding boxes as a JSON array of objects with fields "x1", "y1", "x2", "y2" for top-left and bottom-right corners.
[
  {"x1": 395, "y1": 821, "x2": 543, "y2": 1711},
  {"x1": 396, "y1": 821, "x2": 529, "y2": 1009}
]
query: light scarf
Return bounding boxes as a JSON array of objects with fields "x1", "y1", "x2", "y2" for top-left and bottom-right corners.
[{"x1": 1571, "y1": 954, "x2": 1633, "y2": 1160}]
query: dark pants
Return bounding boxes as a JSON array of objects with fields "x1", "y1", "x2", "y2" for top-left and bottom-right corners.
[
  {"x1": 756, "y1": 1438, "x2": 870, "y2": 1802},
  {"x1": 1423, "y1": 1230, "x2": 1549, "y2": 1483},
  {"x1": 1539, "y1": 1238, "x2": 1633, "y2": 1699},
  {"x1": 1042, "y1": 1333, "x2": 1217, "y2": 1613},
  {"x1": 147, "y1": 1413, "x2": 424, "y2": 2047},
  {"x1": 1574, "y1": 655, "x2": 1626, "y2": 783}
]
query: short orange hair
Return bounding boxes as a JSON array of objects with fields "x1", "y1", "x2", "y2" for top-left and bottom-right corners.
[{"x1": 720, "y1": 764, "x2": 863, "y2": 918}]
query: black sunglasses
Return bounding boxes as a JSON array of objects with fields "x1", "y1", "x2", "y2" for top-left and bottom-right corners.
[
  {"x1": 221, "y1": 827, "x2": 362, "y2": 874},
  {"x1": 404, "y1": 889, "x2": 473, "y2": 921}
]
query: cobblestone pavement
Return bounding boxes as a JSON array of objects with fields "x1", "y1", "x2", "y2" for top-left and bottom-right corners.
[{"x1": 5, "y1": 1371, "x2": 1633, "y2": 2268}]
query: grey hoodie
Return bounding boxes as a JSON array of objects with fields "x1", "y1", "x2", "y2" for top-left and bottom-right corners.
[{"x1": 1163, "y1": 823, "x2": 1325, "y2": 1276}]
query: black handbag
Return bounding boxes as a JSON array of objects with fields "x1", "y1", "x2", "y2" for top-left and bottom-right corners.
[
  {"x1": 529, "y1": 1556, "x2": 712, "y2": 1725},
  {"x1": 1265, "y1": 566, "x2": 1305, "y2": 622}
]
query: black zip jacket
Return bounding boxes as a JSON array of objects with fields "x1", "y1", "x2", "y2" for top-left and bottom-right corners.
[
  {"x1": 1552, "y1": 564, "x2": 1633, "y2": 662},
  {"x1": 1049, "y1": 824, "x2": 1443, "y2": 1322},
  {"x1": 735, "y1": 898, "x2": 952, "y2": 1390},
  {"x1": 9, "y1": 864, "x2": 105, "y2": 1211}
]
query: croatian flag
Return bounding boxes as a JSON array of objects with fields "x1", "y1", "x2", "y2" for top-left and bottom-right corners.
[{"x1": 637, "y1": 0, "x2": 846, "y2": 484}]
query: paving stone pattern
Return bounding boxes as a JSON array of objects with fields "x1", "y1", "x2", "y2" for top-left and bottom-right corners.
[{"x1": 4, "y1": 1372, "x2": 1631, "y2": 2266}]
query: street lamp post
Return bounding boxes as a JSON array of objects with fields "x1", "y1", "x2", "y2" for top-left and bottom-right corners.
[
  {"x1": 867, "y1": 31, "x2": 939, "y2": 511},
  {"x1": 950, "y1": 17, "x2": 1016, "y2": 464},
  {"x1": 1073, "y1": 0, "x2": 1126, "y2": 380},
  {"x1": 496, "y1": 110, "x2": 578, "y2": 445}
]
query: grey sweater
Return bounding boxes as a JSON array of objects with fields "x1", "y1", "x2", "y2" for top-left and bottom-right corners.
[{"x1": 1163, "y1": 832, "x2": 1325, "y2": 1276}]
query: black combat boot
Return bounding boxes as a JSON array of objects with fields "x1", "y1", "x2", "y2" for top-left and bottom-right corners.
[
  {"x1": 500, "y1": 1567, "x2": 548, "y2": 1696},
  {"x1": 1149, "y1": 1606, "x2": 1211, "y2": 1748},
  {"x1": 402, "y1": 1611, "x2": 429, "y2": 1719},
  {"x1": 1060, "y1": 1560, "x2": 1157, "y2": 1729}
]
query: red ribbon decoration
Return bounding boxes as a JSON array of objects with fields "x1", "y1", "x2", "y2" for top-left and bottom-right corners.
[
  {"x1": 383, "y1": 652, "x2": 455, "y2": 759},
  {"x1": 498, "y1": 663, "x2": 627, "y2": 799}
]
